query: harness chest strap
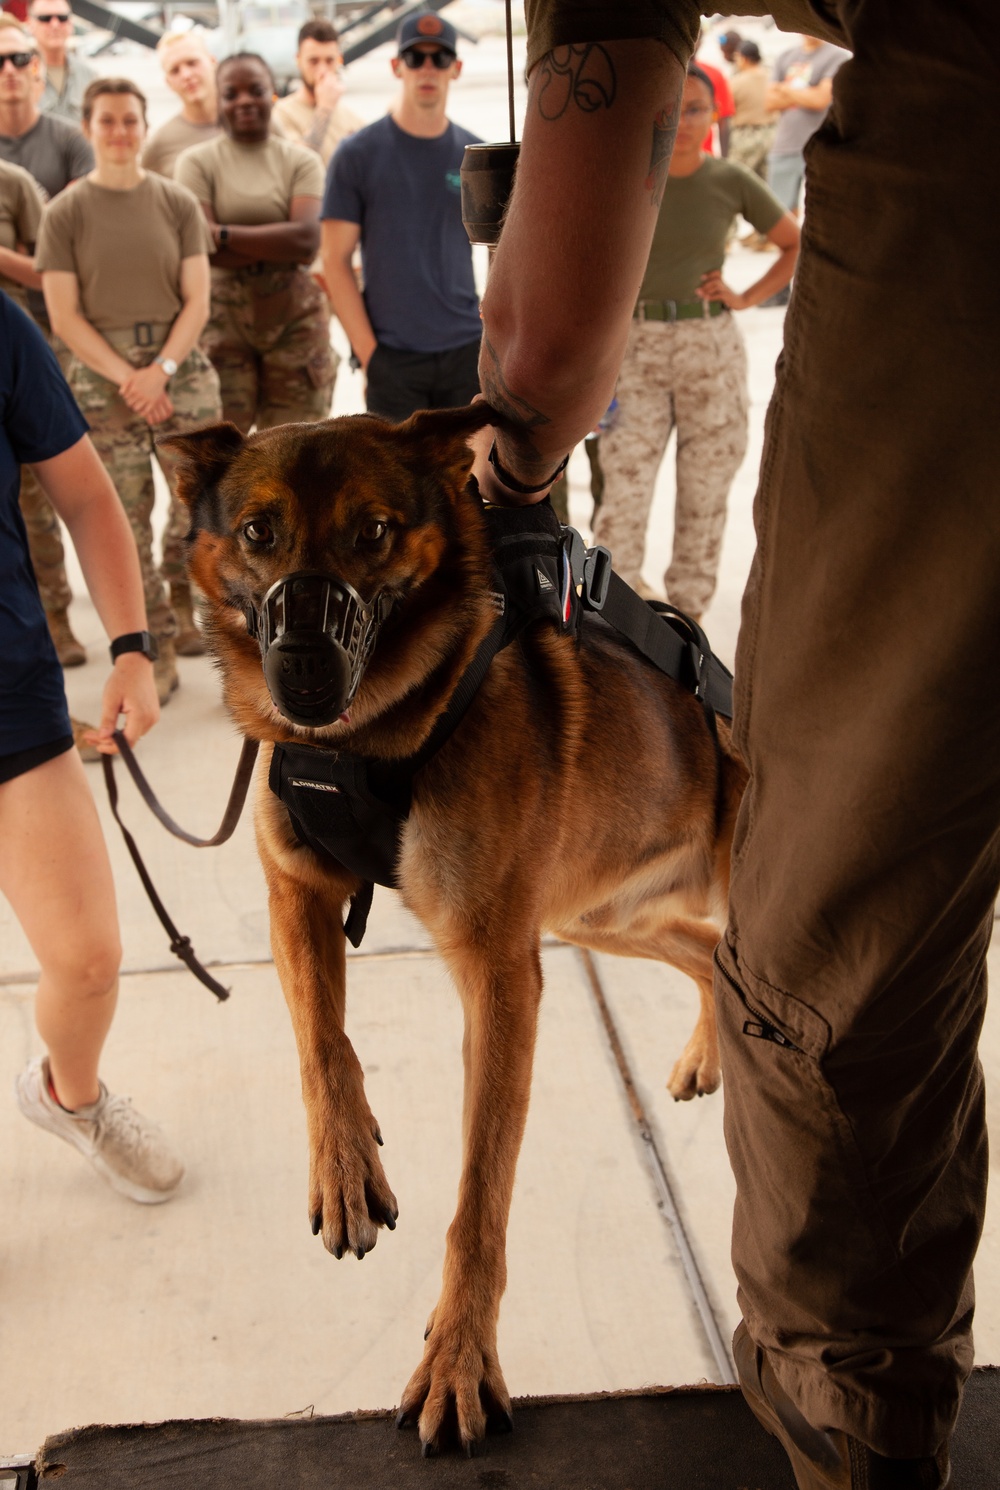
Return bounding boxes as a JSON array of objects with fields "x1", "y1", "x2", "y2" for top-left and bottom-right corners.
[{"x1": 271, "y1": 502, "x2": 733, "y2": 949}]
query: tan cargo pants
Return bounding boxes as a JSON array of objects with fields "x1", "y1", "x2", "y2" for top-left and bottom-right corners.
[
  {"x1": 593, "y1": 311, "x2": 748, "y2": 615},
  {"x1": 203, "y1": 265, "x2": 338, "y2": 434},
  {"x1": 711, "y1": 0, "x2": 998, "y2": 1460},
  {"x1": 17, "y1": 325, "x2": 73, "y2": 617},
  {"x1": 69, "y1": 338, "x2": 222, "y2": 642}
]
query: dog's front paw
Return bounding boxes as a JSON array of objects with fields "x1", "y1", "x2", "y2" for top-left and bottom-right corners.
[
  {"x1": 667, "y1": 1033, "x2": 721, "y2": 1101},
  {"x1": 308, "y1": 1115, "x2": 398, "y2": 1259},
  {"x1": 396, "y1": 1309, "x2": 513, "y2": 1456}
]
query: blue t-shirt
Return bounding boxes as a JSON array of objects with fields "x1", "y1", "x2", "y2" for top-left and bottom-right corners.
[
  {"x1": 0, "y1": 292, "x2": 88, "y2": 755},
  {"x1": 322, "y1": 115, "x2": 483, "y2": 354}
]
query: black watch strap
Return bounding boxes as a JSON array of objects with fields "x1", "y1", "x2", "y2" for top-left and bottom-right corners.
[
  {"x1": 110, "y1": 630, "x2": 158, "y2": 663},
  {"x1": 488, "y1": 442, "x2": 569, "y2": 496}
]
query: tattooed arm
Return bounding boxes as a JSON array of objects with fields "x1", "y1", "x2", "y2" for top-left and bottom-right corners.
[{"x1": 477, "y1": 38, "x2": 684, "y2": 505}]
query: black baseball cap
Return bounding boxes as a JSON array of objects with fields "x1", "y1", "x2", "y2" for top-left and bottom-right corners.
[{"x1": 396, "y1": 10, "x2": 458, "y2": 56}]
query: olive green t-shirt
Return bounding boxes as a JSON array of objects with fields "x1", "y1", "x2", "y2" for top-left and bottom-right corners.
[
  {"x1": 174, "y1": 134, "x2": 324, "y2": 225},
  {"x1": 0, "y1": 159, "x2": 45, "y2": 304},
  {"x1": 142, "y1": 112, "x2": 224, "y2": 179},
  {"x1": 639, "y1": 155, "x2": 784, "y2": 305},
  {"x1": 35, "y1": 172, "x2": 213, "y2": 332}
]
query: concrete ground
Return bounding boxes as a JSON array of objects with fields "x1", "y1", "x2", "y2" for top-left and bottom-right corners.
[{"x1": 2, "y1": 24, "x2": 998, "y2": 1462}]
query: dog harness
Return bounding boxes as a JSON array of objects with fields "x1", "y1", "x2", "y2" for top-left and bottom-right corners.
[{"x1": 268, "y1": 495, "x2": 734, "y2": 948}]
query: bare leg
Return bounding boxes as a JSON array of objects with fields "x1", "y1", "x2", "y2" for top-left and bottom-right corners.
[{"x1": 0, "y1": 748, "x2": 120, "y2": 1109}]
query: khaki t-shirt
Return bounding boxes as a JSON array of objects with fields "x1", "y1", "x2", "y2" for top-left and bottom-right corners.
[
  {"x1": 142, "y1": 113, "x2": 224, "y2": 179},
  {"x1": 0, "y1": 159, "x2": 45, "y2": 304},
  {"x1": 174, "y1": 134, "x2": 324, "y2": 225},
  {"x1": 640, "y1": 156, "x2": 785, "y2": 305},
  {"x1": 271, "y1": 92, "x2": 365, "y2": 167},
  {"x1": 732, "y1": 67, "x2": 773, "y2": 128},
  {"x1": 35, "y1": 172, "x2": 213, "y2": 332}
]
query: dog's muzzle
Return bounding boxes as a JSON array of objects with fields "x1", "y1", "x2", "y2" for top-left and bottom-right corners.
[{"x1": 245, "y1": 572, "x2": 390, "y2": 727}]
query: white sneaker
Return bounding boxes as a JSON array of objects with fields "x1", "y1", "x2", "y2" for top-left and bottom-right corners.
[{"x1": 14, "y1": 1056, "x2": 184, "y2": 1204}]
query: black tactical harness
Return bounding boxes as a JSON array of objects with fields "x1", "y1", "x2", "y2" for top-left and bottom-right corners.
[{"x1": 268, "y1": 498, "x2": 734, "y2": 948}]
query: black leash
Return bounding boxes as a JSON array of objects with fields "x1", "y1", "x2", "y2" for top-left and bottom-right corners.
[{"x1": 101, "y1": 731, "x2": 260, "y2": 1001}]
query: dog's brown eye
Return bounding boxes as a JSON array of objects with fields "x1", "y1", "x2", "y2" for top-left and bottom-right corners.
[
  {"x1": 243, "y1": 519, "x2": 274, "y2": 546},
  {"x1": 360, "y1": 519, "x2": 388, "y2": 544}
]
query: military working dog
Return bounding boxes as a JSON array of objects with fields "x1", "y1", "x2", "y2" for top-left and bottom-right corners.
[{"x1": 163, "y1": 402, "x2": 747, "y2": 1456}]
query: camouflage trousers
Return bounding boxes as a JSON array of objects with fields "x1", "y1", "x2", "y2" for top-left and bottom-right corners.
[
  {"x1": 203, "y1": 266, "x2": 338, "y2": 434},
  {"x1": 18, "y1": 327, "x2": 74, "y2": 617},
  {"x1": 728, "y1": 122, "x2": 777, "y2": 182},
  {"x1": 594, "y1": 312, "x2": 749, "y2": 617},
  {"x1": 69, "y1": 336, "x2": 222, "y2": 642}
]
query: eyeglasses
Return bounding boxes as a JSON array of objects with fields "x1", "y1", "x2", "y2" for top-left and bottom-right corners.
[
  {"x1": 31, "y1": 12, "x2": 71, "y2": 21},
  {"x1": 400, "y1": 47, "x2": 455, "y2": 71},
  {"x1": 0, "y1": 52, "x2": 37, "y2": 70}
]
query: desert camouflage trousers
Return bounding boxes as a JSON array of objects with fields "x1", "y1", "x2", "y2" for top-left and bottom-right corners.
[
  {"x1": 69, "y1": 336, "x2": 222, "y2": 642},
  {"x1": 728, "y1": 122, "x2": 777, "y2": 182},
  {"x1": 203, "y1": 266, "x2": 338, "y2": 434},
  {"x1": 593, "y1": 311, "x2": 749, "y2": 617},
  {"x1": 18, "y1": 325, "x2": 73, "y2": 617}
]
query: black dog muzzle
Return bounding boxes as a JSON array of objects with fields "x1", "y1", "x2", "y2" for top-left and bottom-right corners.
[{"x1": 245, "y1": 571, "x2": 390, "y2": 727}]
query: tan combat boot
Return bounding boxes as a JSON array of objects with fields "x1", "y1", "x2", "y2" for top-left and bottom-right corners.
[
  {"x1": 170, "y1": 581, "x2": 206, "y2": 657},
  {"x1": 47, "y1": 608, "x2": 87, "y2": 667},
  {"x1": 153, "y1": 639, "x2": 179, "y2": 705}
]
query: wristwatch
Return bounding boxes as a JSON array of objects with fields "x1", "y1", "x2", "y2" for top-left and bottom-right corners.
[
  {"x1": 110, "y1": 630, "x2": 158, "y2": 663},
  {"x1": 154, "y1": 355, "x2": 178, "y2": 378}
]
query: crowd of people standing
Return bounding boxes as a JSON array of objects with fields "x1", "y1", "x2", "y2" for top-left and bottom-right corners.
[{"x1": 0, "y1": 7, "x2": 826, "y2": 1203}]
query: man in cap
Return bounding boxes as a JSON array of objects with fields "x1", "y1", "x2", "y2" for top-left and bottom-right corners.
[{"x1": 321, "y1": 9, "x2": 483, "y2": 420}]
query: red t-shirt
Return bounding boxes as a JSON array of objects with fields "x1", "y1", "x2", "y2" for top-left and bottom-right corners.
[{"x1": 695, "y1": 60, "x2": 735, "y2": 154}]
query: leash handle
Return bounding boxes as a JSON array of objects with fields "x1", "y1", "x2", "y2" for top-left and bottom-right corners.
[
  {"x1": 111, "y1": 730, "x2": 259, "y2": 846},
  {"x1": 101, "y1": 732, "x2": 259, "y2": 1003},
  {"x1": 102, "y1": 749, "x2": 231, "y2": 1001}
]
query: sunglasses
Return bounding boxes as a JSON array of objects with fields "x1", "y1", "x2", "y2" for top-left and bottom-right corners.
[
  {"x1": 32, "y1": 12, "x2": 72, "y2": 21},
  {"x1": 0, "y1": 52, "x2": 37, "y2": 69},
  {"x1": 400, "y1": 47, "x2": 455, "y2": 71}
]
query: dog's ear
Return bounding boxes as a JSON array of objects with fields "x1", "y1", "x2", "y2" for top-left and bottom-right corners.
[
  {"x1": 395, "y1": 401, "x2": 502, "y2": 489},
  {"x1": 157, "y1": 423, "x2": 245, "y2": 531}
]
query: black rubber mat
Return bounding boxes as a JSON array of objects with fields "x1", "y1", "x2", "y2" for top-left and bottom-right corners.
[{"x1": 38, "y1": 1369, "x2": 999, "y2": 1489}]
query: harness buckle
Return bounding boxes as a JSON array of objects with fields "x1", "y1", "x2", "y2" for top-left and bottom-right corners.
[
  {"x1": 559, "y1": 527, "x2": 587, "y2": 631},
  {"x1": 582, "y1": 546, "x2": 612, "y2": 611}
]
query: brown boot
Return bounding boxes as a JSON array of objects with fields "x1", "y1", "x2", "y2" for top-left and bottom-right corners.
[
  {"x1": 153, "y1": 640, "x2": 179, "y2": 705},
  {"x1": 71, "y1": 717, "x2": 101, "y2": 764},
  {"x1": 48, "y1": 609, "x2": 87, "y2": 668},
  {"x1": 170, "y1": 582, "x2": 206, "y2": 657}
]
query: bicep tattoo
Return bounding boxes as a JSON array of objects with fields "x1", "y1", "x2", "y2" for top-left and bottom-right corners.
[
  {"x1": 534, "y1": 44, "x2": 617, "y2": 121},
  {"x1": 645, "y1": 104, "x2": 677, "y2": 209}
]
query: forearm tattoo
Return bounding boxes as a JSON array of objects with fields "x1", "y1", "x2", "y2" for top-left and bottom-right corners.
[
  {"x1": 535, "y1": 44, "x2": 617, "y2": 121},
  {"x1": 645, "y1": 104, "x2": 677, "y2": 208},
  {"x1": 479, "y1": 332, "x2": 552, "y2": 473}
]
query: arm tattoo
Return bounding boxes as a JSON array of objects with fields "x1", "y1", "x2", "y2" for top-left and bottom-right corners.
[
  {"x1": 645, "y1": 105, "x2": 677, "y2": 208},
  {"x1": 479, "y1": 332, "x2": 552, "y2": 474},
  {"x1": 535, "y1": 44, "x2": 617, "y2": 122}
]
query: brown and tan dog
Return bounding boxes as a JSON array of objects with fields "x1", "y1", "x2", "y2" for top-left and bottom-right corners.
[{"x1": 163, "y1": 403, "x2": 747, "y2": 1456}]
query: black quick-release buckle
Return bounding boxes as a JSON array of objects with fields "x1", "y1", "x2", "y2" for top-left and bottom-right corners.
[
  {"x1": 582, "y1": 545, "x2": 612, "y2": 611},
  {"x1": 134, "y1": 320, "x2": 155, "y2": 347}
]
